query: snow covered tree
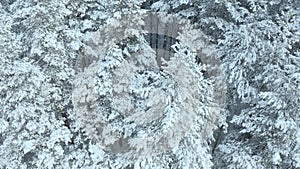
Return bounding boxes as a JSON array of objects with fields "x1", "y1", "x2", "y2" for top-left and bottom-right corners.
[
  {"x1": 0, "y1": 0, "x2": 224, "y2": 168},
  {"x1": 201, "y1": 0, "x2": 300, "y2": 168},
  {"x1": 73, "y1": 8, "x2": 225, "y2": 167},
  {"x1": 0, "y1": 1, "x2": 77, "y2": 168},
  {"x1": 2, "y1": 0, "x2": 298, "y2": 168},
  {"x1": 0, "y1": 0, "x2": 137, "y2": 168}
]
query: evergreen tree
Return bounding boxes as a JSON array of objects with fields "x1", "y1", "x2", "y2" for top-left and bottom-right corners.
[
  {"x1": 196, "y1": 1, "x2": 300, "y2": 168},
  {"x1": 1, "y1": 0, "x2": 299, "y2": 168}
]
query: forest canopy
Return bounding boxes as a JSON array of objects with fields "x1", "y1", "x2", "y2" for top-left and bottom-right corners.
[{"x1": 0, "y1": 0, "x2": 299, "y2": 168}]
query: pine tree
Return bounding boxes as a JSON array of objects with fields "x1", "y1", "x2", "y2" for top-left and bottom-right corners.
[
  {"x1": 0, "y1": 0, "x2": 224, "y2": 168},
  {"x1": 199, "y1": 1, "x2": 300, "y2": 168},
  {"x1": 73, "y1": 8, "x2": 224, "y2": 167},
  {"x1": 1, "y1": 0, "x2": 298, "y2": 168}
]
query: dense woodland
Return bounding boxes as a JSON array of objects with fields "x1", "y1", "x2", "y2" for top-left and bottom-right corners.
[{"x1": 0, "y1": 0, "x2": 299, "y2": 168}]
